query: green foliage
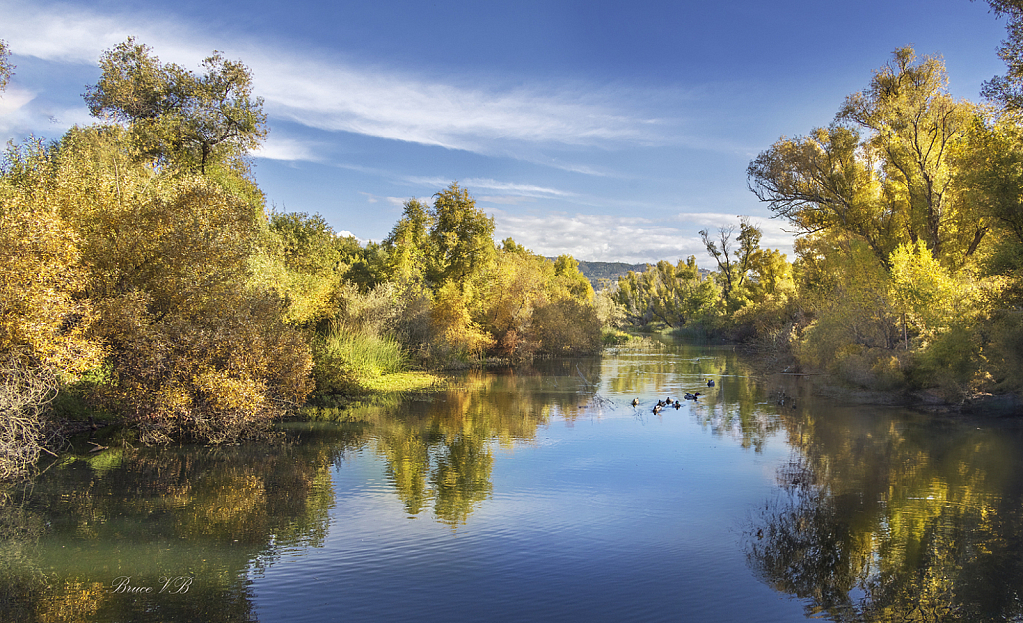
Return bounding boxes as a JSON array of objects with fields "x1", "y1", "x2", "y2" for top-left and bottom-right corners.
[
  {"x1": 731, "y1": 248, "x2": 798, "y2": 341},
  {"x1": 312, "y1": 326, "x2": 408, "y2": 395},
  {"x1": 384, "y1": 198, "x2": 433, "y2": 287},
  {"x1": 552, "y1": 254, "x2": 594, "y2": 301},
  {"x1": 428, "y1": 183, "x2": 496, "y2": 285},
  {"x1": 701, "y1": 216, "x2": 761, "y2": 309},
  {"x1": 85, "y1": 37, "x2": 266, "y2": 174},
  {"x1": 430, "y1": 281, "x2": 495, "y2": 362},
  {"x1": 795, "y1": 241, "x2": 904, "y2": 383},
  {"x1": 252, "y1": 211, "x2": 347, "y2": 326},
  {"x1": 613, "y1": 256, "x2": 719, "y2": 329}
]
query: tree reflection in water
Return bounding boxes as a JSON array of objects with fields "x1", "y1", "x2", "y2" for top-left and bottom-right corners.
[
  {"x1": 372, "y1": 359, "x2": 602, "y2": 525},
  {"x1": 744, "y1": 404, "x2": 1023, "y2": 622},
  {"x1": 0, "y1": 424, "x2": 364, "y2": 623}
]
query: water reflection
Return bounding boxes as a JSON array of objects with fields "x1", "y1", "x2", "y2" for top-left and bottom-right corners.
[
  {"x1": 0, "y1": 425, "x2": 362, "y2": 623},
  {"x1": 3, "y1": 341, "x2": 1023, "y2": 622},
  {"x1": 365, "y1": 360, "x2": 604, "y2": 524},
  {"x1": 744, "y1": 404, "x2": 1023, "y2": 622}
]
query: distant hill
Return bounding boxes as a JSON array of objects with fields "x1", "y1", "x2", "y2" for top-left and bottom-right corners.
[
  {"x1": 553, "y1": 259, "x2": 713, "y2": 290},
  {"x1": 574, "y1": 260, "x2": 650, "y2": 290}
]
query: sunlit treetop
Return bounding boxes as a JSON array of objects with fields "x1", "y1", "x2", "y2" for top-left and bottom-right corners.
[{"x1": 84, "y1": 37, "x2": 267, "y2": 175}]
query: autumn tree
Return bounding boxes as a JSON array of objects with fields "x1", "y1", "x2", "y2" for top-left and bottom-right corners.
[
  {"x1": 253, "y1": 211, "x2": 347, "y2": 326},
  {"x1": 613, "y1": 257, "x2": 718, "y2": 328},
  {"x1": 43, "y1": 127, "x2": 311, "y2": 443},
  {"x1": 749, "y1": 48, "x2": 984, "y2": 269},
  {"x1": 700, "y1": 216, "x2": 762, "y2": 309},
  {"x1": 383, "y1": 198, "x2": 434, "y2": 287},
  {"x1": 84, "y1": 37, "x2": 267, "y2": 174}
]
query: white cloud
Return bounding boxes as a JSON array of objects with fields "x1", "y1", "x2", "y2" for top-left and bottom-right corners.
[
  {"x1": 359, "y1": 192, "x2": 406, "y2": 208},
  {"x1": 1, "y1": 0, "x2": 682, "y2": 161},
  {"x1": 489, "y1": 211, "x2": 796, "y2": 265},
  {"x1": 251, "y1": 136, "x2": 322, "y2": 162},
  {"x1": 478, "y1": 195, "x2": 537, "y2": 205}
]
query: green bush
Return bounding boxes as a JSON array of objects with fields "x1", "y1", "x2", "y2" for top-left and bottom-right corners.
[{"x1": 313, "y1": 327, "x2": 408, "y2": 395}]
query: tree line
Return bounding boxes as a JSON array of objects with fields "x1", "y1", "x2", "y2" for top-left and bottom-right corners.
[
  {"x1": 612, "y1": 2, "x2": 1023, "y2": 405},
  {"x1": 0, "y1": 38, "x2": 613, "y2": 480}
]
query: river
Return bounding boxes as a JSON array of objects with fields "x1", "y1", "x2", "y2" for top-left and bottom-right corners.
[{"x1": 2, "y1": 338, "x2": 1022, "y2": 622}]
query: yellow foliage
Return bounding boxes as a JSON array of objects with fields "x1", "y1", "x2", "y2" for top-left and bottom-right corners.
[
  {"x1": 430, "y1": 281, "x2": 494, "y2": 360},
  {"x1": 0, "y1": 141, "x2": 104, "y2": 373}
]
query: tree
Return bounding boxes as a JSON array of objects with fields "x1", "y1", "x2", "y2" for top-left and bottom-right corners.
[
  {"x1": 979, "y1": 0, "x2": 1023, "y2": 111},
  {"x1": 384, "y1": 198, "x2": 435, "y2": 287},
  {"x1": 39, "y1": 126, "x2": 311, "y2": 443},
  {"x1": 429, "y1": 183, "x2": 496, "y2": 285},
  {"x1": 749, "y1": 48, "x2": 984, "y2": 269},
  {"x1": 0, "y1": 39, "x2": 13, "y2": 92},
  {"x1": 612, "y1": 257, "x2": 718, "y2": 328},
  {"x1": 254, "y1": 211, "x2": 347, "y2": 326},
  {"x1": 700, "y1": 216, "x2": 762, "y2": 309},
  {"x1": 85, "y1": 37, "x2": 267, "y2": 174}
]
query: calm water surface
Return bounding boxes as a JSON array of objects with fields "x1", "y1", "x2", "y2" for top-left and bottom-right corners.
[{"x1": 3, "y1": 339, "x2": 1023, "y2": 622}]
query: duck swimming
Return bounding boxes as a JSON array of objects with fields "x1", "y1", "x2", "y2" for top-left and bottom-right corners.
[{"x1": 706, "y1": 379, "x2": 715, "y2": 387}]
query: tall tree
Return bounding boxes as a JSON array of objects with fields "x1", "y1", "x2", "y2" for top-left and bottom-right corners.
[
  {"x1": 384, "y1": 198, "x2": 435, "y2": 287},
  {"x1": 748, "y1": 48, "x2": 984, "y2": 269},
  {"x1": 85, "y1": 37, "x2": 267, "y2": 174},
  {"x1": 700, "y1": 216, "x2": 762, "y2": 309},
  {"x1": 428, "y1": 183, "x2": 496, "y2": 285}
]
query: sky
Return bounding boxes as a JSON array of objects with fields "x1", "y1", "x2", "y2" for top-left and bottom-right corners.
[{"x1": 0, "y1": 0, "x2": 1012, "y2": 266}]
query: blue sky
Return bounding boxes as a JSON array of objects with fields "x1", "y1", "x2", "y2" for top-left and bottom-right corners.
[{"x1": 0, "y1": 0, "x2": 1010, "y2": 265}]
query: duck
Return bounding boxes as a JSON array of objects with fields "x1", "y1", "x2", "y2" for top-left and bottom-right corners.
[
  {"x1": 631, "y1": 398, "x2": 640, "y2": 407},
  {"x1": 653, "y1": 404, "x2": 662, "y2": 414},
  {"x1": 673, "y1": 400, "x2": 681, "y2": 409},
  {"x1": 706, "y1": 379, "x2": 715, "y2": 387}
]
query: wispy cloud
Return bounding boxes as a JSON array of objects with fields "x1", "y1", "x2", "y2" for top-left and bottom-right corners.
[
  {"x1": 251, "y1": 136, "x2": 323, "y2": 162},
  {"x1": 359, "y1": 192, "x2": 406, "y2": 208},
  {"x1": 1, "y1": 0, "x2": 683, "y2": 161}
]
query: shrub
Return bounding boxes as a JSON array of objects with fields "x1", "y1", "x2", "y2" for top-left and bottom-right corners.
[
  {"x1": 531, "y1": 298, "x2": 602, "y2": 357},
  {"x1": 312, "y1": 327, "x2": 408, "y2": 395},
  {"x1": 94, "y1": 291, "x2": 313, "y2": 444}
]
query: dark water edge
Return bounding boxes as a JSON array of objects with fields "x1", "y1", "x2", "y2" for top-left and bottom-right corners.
[{"x1": 3, "y1": 340, "x2": 1023, "y2": 622}]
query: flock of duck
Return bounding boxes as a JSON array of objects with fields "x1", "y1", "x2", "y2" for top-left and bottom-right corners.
[{"x1": 633, "y1": 378, "x2": 716, "y2": 414}]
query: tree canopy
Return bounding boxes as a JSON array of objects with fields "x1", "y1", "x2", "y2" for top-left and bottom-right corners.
[
  {"x1": 84, "y1": 37, "x2": 267, "y2": 174},
  {"x1": 748, "y1": 48, "x2": 984, "y2": 269}
]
